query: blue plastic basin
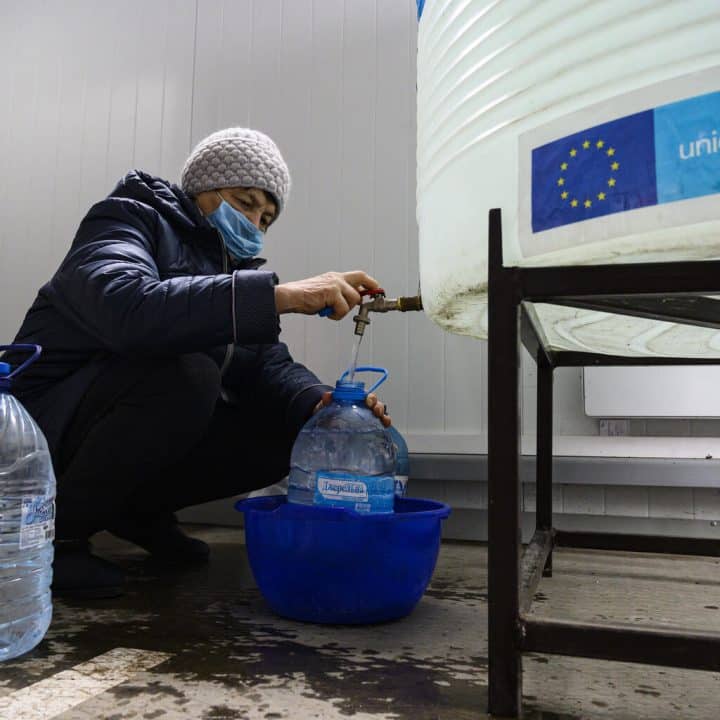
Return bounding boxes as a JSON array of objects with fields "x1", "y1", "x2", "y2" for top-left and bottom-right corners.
[{"x1": 236, "y1": 496, "x2": 451, "y2": 624}]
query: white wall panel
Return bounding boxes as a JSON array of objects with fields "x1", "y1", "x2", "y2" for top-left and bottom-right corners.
[
  {"x1": 604, "y1": 486, "x2": 649, "y2": 518},
  {"x1": 158, "y1": 2, "x2": 197, "y2": 181},
  {"x1": 292, "y1": 0, "x2": 345, "y2": 386},
  {"x1": 562, "y1": 485, "x2": 605, "y2": 516},
  {"x1": 104, "y1": 6, "x2": 144, "y2": 189},
  {"x1": 0, "y1": 0, "x2": 198, "y2": 348},
  {"x1": 1, "y1": 0, "x2": 715, "y2": 504},
  {"x1": 0, "y1": 0, "x2": 541, "y2": 448},
  {"x1": 264, "y1": 0, "x2": 313, "y2": 360},
  {"x1": 76, "y1": 5, "x2": 115, "y2": 213},
  {"x1": 1, "y1": 4, "x2": 52, "y2": 340},
  {"x1": 443, "y1": 334, "x2": 485, "y2": 434},
  {"x1": 649, "y1": 487, "x2": 694, "y2": 520},
  {"x1": 132, "y1": 3, "x2": 170, "y2": 175},
  {"x1": 371, "y1": 0, "x2": 415, "y2": 431},
  {"x1": 692, "y1": 488, "x2": 720, "y2": 521}
]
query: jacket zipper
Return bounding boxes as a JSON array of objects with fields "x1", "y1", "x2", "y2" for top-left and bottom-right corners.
[{"x1": 218, "y1": 232, "x2": 234, "y2": 380}]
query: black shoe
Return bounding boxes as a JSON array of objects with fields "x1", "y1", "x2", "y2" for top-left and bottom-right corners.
[
  {"x1": 52, "y1": 540, "x2": 125, "y2": 599},
  {"x1": 108, "y1": 513, "x2": 210, "y2": 565}
]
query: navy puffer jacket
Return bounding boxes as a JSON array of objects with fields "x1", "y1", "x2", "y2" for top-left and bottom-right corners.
[{"x1": 7, "y1": 171, "x2": 330, "y2": 455}]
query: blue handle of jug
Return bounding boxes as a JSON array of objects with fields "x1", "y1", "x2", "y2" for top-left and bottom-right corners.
[
  {"x1": 338, "y1": 366, "x2": 388, "y2": 395},
  {"x1": 0, "y1": 344, "x2": 42, "y2": 383}
]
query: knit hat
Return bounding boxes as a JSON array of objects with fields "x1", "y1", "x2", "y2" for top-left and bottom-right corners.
[{"x1": 181, "y1": 128, "x2": 291, "y2": 216}]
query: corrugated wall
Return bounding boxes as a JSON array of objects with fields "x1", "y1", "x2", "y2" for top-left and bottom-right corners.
[
  {"x1": 2, "y1": 0, "x2": 720, "y2": 529},
  {"x1": 0, "y1": 0, "x2": 491, "y2": 451}
]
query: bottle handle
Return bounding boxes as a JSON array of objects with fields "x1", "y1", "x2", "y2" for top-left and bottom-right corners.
[
  {"x1": 0, "y1": 344, "x2": 42, "y2": 381},
  {"x1": 338, "y1": 365, "x2": 388, "y2": 395}
]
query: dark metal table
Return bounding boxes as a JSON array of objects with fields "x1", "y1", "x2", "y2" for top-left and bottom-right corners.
[{"x1": 486, "y1": 208, "x2": 720, "y2": 717}]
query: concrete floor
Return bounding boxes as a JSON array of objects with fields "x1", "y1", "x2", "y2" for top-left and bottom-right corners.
[{"x1": 1, "y1": 527, "x2": 719, "y2": 720}]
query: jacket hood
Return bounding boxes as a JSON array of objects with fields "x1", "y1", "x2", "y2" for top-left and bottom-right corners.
[
  {"x1": 109, "y1": 170, "x2": 206, "y2": 232},
  {"x1": 107, "y1": 170, "x2": 267, "y2": 271}
]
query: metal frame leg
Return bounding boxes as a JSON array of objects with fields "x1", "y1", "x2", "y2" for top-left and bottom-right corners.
[
  {"x1": 485, "y1": 207, "x2": 720, "y2": 715},
  {"x1": 536, "y1": 357, "x2": 554, "y2": 577},
  {"x1": 487, "y1": 209, "x2": 522, "y2": 717}
]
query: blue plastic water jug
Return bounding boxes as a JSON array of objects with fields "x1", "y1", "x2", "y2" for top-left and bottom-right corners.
[
  {"x1": 387, "y1": 425, "x2": 409, "y2": 497},
  {"x1": 288, "y1": 367, "x2": 396, "y2": 514},
  {"x1": 0, "y1": 345, "x2": 55, "y2": 661}
]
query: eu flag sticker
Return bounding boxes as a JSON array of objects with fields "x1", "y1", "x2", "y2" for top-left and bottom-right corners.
[{"x1": 531, "y1": 111, "x2": 658, "y2": 233}]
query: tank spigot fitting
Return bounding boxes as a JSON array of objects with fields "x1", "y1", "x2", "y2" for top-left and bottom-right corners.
[
  {"x1": 353, "y1": 291, "x2": 423, "y2": 337},
  {"x1": 397, "y1": 295, "x2": 423, "y2": 313}
]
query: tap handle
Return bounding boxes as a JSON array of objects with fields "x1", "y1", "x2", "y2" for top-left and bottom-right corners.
[{"x1": 319, "y1": 288, "x2": 385, "y2": 318}]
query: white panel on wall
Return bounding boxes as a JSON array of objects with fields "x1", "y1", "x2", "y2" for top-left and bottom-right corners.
[
  {"x1": 0, "y1": 0, "x2": 197, "y2": 346},
  {"x1": 287, "y1": 0, "x2": 345, "y2": 385},
  {"x1": 331, "y1": 0, "x2": 378, "y2": 398},
  {"x1": 132, "y1": 2, "x2": 173, "y2": 175},
  {"x1": 443, "y1": 334, "x2": 485, "y2": 436},
  {"x1": 3, "y1": 0, "x2": 709, "y2": 465},
  {"x1": 266, "y1": 0, "x2": 313, "y2": 360},
  {"x1": 371, "y1": 0, "x2": 420, "y2": 434},
  {"x1": 0, "y1": 0, "x2": 534, "y2": 449},
  {"x1": 191, "y1": 0, "x2": 229, "y2": 143},
  {"x1": 0, "y1": 4, "x2": 61, "y2": 340},
  {"x1": 104, "y1": 5, "x2": 144, "y2": 188},
  {"x1": 585, "y1": 366, "x2": 720, "y2": 418},
  {"x1": 158, "y1": 2, "x2": 198, "y2": 181},
  {"x1": 555, "y1": 368, "x2": 598, "y2": 436}
]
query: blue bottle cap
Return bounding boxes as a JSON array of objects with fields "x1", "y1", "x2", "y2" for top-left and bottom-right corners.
[
  {"x1": 0, "y1": 362, "x2": 10, "y2": 377},
  {"x1": 333, "y1": 380, "x2": 367, "y2": 403}
]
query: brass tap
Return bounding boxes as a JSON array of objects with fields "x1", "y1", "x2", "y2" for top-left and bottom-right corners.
[{"x1": 353, "y1": 290, "x2": 423, "y2": 336}]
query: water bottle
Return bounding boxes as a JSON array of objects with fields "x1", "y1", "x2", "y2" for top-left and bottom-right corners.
[
  {"x1": 0, "y1": 345, "x2": 55, "y2": 662},
  {"x1": 387, "y1": 425, "x2": 409, "y2": 498},
  {"x1": 288, "y1": 367, "x2": 396, "y2": 514}
]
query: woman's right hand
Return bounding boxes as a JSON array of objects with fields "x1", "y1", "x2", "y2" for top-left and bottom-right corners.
[{"x1": 274, "y1": 271, "x2": 380, "y2": 319}]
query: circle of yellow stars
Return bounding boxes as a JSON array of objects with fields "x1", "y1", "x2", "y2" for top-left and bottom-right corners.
[{"x1": 557, "y1": 139, "x2": 619, "y2": 209}]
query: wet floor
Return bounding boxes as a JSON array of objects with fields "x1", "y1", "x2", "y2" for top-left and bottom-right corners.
[{"x1": 1, "y1": 527, "x2": 719, "y2": 719}]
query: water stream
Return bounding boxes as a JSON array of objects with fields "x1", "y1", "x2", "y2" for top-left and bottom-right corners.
[{"x1": 346, "y1": 334, "x2": 364, "y2": 382}]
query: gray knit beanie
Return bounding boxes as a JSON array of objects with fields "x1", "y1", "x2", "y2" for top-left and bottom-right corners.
[{"x1": 181, "y1": 128, "x2": 291, "y2": 216}]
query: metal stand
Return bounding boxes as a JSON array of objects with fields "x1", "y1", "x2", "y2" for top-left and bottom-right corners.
[{"x1": 486, "y1": 208, "x2": 720, "y2": 718}]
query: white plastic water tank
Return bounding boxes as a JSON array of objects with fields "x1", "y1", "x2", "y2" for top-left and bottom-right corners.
[{"x1": 417, "y1": 1, "x2": 720, "y2": 357}]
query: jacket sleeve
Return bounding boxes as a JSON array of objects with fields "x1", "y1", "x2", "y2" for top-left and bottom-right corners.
[
  {"x1": 224, "y1": 341, "x2": 333, "y2": 440},
  {"x1": 45, "y1": 198, "x2": 280, "y2": 355}
]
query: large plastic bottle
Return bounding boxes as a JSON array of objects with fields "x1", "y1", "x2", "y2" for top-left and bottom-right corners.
[
  {"x1": 288, "y1": 367, "x2": 396, "y2": 514},
  {"x1": 417, "y1": 1, "x2": 720, "y2": 357},
  {"x1": 0, "y1": 345, "x2": 55, "y2": 662}
]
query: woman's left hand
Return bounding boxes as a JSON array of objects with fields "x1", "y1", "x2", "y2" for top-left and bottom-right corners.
[{"x1": 313, "y1": 391, "x2": 391, "y2": 427}]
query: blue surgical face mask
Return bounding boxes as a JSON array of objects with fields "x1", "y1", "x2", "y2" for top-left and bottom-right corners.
[{"x1": 206, "y1": 192, "x2": 264, "y2": 260}]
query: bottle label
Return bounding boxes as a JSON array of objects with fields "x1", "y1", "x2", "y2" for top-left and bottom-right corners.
[
  {"x1": 394, "y1": 475, "x2": 409, "y2": 497},
  {"x1": 20, "y1": 496, "x2": 56, "y2": 550},
  {"x1": 315, "y1": 472, "x2": 394, "y2": 513}
]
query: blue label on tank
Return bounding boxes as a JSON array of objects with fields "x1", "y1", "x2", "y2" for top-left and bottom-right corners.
[
  {"x1": 654, "y1": 91, "x2": 720, "y2": 204},
  {"x1": 315, "y1": 471, "x2": 394, "y2": 513},
  {"x1": 531, "y1": 88, "x2": 720, "y2": 233}
]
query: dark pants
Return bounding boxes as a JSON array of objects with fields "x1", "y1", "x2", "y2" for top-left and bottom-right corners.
[{"x1": 54, "y1": 353, "x2": 292, "y2": 541}]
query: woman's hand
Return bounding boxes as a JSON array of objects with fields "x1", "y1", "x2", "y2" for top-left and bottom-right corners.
[
  {"x1": 313, "y1": 391, "x2": 391, "y2": 427},
  {"x1": 274, "y1": 271, "x2": 379, "y2": 319}
]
